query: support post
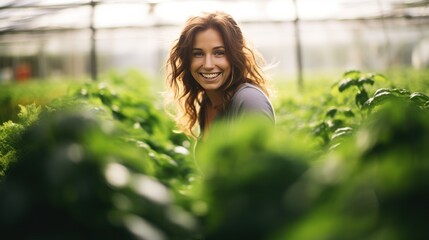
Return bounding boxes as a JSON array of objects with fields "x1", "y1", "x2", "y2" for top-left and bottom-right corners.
[
  {"x1": 90, "y1": 0, "x2": 97, "y2": 81},
  {"x1": 292, "y1": 0, "x2": 303, "y2": 90}
]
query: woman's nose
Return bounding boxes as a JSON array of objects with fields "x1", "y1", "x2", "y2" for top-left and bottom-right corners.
[{"x1": 203, "y1": 55, "x2": 214, "y2": 69}]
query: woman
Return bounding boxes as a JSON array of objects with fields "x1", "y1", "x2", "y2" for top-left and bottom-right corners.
[{"x1": 166, "y1": 11, "x2": 275, "y2": 139}]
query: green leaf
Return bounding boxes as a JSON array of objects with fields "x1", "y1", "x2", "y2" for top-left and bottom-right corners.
[
  {"x1": 338, "y1": 78, "x2": 358, "y2": 92},
  {"x1": 357, "y1": 77, "x2": 375, "y2": 87},
  {"x1": 424, "y1": 101, "x2": 429, "y2": 110},
  {"x1": 373, "y1": 88, "x2": 392, "y2": 97},
  {"x1": 355, "y1": 90, "x2": 369, "y2": 108},
  {"x1": 410, "y1": 92, "x2": 429, "y2": 105},
  {"x1": 363, "y1": 91, "x2": 398, "y2": 110},
  {"x1": 17, "y1": 103, "x2": 41, "y2": 126},
  {"x1": 327, "y1": 119, "x2": 345, "y2": 131},
  {"x1": 326, "y1": 107, "x2": 338, "y2": 118},
  {"x1": 313, "y1": 122, "x2": 329, "y2": 143},
  {"x1": 330, "y1": 127, "x2": 353, "y2": 141},
  {"x1": 391, "y1": 88, "x2": 411, "y2": 97},
  {"x1": 342, "y1": 108, "x2": 355, "y2": 118}
]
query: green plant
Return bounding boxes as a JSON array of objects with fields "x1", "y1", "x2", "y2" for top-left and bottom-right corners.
[
  {"x1": 192, "y1": 118, "x2": 312, "y2": 240},
  {"x1": 0, "y1": 108, "x2": 197, "y2": 240},
  {"x1": 363, "y1": 88, "x2": 429, "y2": 113},
  {"x1": 275, "y1": 101, "x2": 429, "y2": 240},
  {"x1": 1, "y1": 68, "x2": 428, "y2": 240},
  {"x1": 0, "y1": 103, "x2": 41, "y2": 178},
  {"x1": 313, "y1": 70, "x2": 429, "y2": 149},
  {"x1": 334, "y1": 70, "x2": 388, "y2": 109}
]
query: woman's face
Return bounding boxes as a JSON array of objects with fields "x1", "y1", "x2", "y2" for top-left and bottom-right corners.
[{"x1": 190, "y1": 28, "x2": 231, "y2": 93}]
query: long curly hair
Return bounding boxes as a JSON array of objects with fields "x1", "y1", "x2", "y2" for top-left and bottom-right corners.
[{"x1": 166, "y1": 11, "x2": 269, "y2": 138}]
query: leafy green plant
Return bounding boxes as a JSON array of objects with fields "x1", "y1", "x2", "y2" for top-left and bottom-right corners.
[
  {"x1": 0, "y1": 108, "x2": 197, "y2": 240},
  {"x1": 363, "y1": 88, "x2": 429, "y2": 113},
  {"x1": 334, "y1": 70, "x2": 388, "y2": 108},
  {"x1": 0, "y1": 70, "x2": 199, "y2": 238},
  {"x1": 1, "y1": 68, "x2": 429, "y2": 240},
  {"x1": 0, "y1": 103, "x2": 41, "y2": 178},
  {"x1": 275, "y1": 101, "x2": 429, "y2": 240},
  {"x1": 65, "y1": 72, "x2": 195, "y2": 195},
  {"x1": 192, "y1": 118, "x2": 313, "y2": 240},
  {"x1": 313, "y1": 70, "x2": 429, "y2": 149},
  {"x1": 312, "y1": 106, "x2": 356, "y2": 146},
  {"x1": 0, "y1": 121, "x2": 23, "y2": 178}
]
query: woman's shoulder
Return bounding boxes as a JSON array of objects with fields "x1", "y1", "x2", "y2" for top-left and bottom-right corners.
[
  {"x1": 233, "y1": 83, "x2": 269, "y2": 102},
  {"x1": 227, "y1": 83, "x2": 275, "y2": 122}
]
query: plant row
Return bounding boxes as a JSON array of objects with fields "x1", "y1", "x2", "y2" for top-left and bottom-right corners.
[{"x1": 0, "y1": 69, "x2": 428, "y2": 239}]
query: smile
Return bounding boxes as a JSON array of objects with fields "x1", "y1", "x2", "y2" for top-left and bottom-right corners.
[{"x1": 200, "y1": 72, "x2": 221, "y2": 79}]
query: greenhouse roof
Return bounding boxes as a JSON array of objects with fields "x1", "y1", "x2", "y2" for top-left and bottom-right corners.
[{"x1": 1, "y1": 0, "x2": 428, "y2": 33}]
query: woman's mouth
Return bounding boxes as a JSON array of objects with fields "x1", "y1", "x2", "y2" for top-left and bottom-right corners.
[{"x1": 200, "y1": 72, "x2": 221, "y2": 80}]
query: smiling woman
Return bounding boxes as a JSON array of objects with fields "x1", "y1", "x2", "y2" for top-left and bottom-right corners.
[
  {"x1": 165, "y1": 11, "x2": 275, "y2": 139},
  {"x1": 190, "y1": 29, "x2": 231, "y2": 104}
]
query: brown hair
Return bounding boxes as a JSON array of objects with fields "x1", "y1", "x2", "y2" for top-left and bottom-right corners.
[{"x1": 166, "y1": 11, "x2": 269, "y2": 138}]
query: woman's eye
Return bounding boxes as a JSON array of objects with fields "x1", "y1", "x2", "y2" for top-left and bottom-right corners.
[
  {"x1": 192, "y1": 51, "x2": 203, "y2": 57},
  {"x1": 214, "y1": 50, "x2": 225, "y2": 56}
]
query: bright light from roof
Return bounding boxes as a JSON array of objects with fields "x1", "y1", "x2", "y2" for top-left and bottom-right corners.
[
  {"x1": 155, "y1": 1, "x2": 226, "y2": 24},
  {"x1": 1, "y1": 0, "x2": 424, "y2": 30},
  {"x1": 95, "y1": 4, "x2": 151, "y2": 28},
  {"x1": 265, "y1": 1, "x2": 295, "y2": 21},
  {"x1": 35, "y1": 6, "x2": 89, "y2": 28},
  {"x1": 297, "y1": 1, "x2": 341, "y2": 20}
]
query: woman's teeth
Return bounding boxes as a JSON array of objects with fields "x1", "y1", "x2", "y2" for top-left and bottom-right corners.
[{"x1": 201, "y1": 73, "x2": 221, "y2": 79}]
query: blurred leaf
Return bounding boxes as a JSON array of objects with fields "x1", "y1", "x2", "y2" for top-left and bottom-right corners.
[
  {"x1": 338, "y1": 78, "x2": 358, "y2": 92},
  {"x1": 355, "y1": 90, "x2": 369, "y2": 108},
  {"x1": 363, "y1": 91, "x2": 398, "y2": 111},
  {"x1": 357, "y1": 77, "x2": 375, "y2": 87},
  {"x1": 330, "y1": 127, "x2": 353, "y2": 141},
  {"x1": 0, "y1": 108, "x2": 197, "y2": 239},
  {"x1": 194, "y1": 118, "x2": 311, "y2": 240},
  {"x1": 325, "y1": 107, "x2": 337, "y2": 118},
  {"x1": 17, "y1": 103, "x2": 41, "y2": 126},
  {"x1": 343, "y1": 108, "x2": 355, "y2": 117},
  {"x1": 409, "y1": 92, "x2": 429, "y2": 105},
  {"x1": 391, "y1": 88, "x2": 411, "y2": 96},
  {"x1": 0, "y1": 121, "x2": 24, "y2": 178}
]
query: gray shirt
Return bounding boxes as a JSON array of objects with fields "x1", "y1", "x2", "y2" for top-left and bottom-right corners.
[
  {"x1": 225, "y1": 83, "x2": 275, "y2": 123},
  {"x1": 199, "y1": 83, "x2": 275, "y2": 133}
]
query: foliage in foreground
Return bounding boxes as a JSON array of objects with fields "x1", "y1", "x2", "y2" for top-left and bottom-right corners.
[
  {"x1": 0, "y1": 104, "x2": 41, "y2": 177},
  {"x1": 0, "y1": 69, "x2": 428, "y2": 239},
  {"x1": 0, "y1": 108, "x2": 197, "y2": 239},
  {"x1": 194, "y1": 100, "x2": 429, "y2": 240},
  {"x1": 0, "y1": 71, "x2": 198, "y2": 239}
]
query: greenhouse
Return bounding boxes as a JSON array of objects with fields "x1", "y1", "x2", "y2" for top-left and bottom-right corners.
[
  {"x1": 1, "y1": 0, "x2": 428, "y2": 83},
  {"x1": 1, "y1": 1, "x2": 429, "y2": 240}
]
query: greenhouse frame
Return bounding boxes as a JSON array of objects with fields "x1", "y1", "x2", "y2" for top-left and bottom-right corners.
[{"x1": 1, "y1": 0, "x2": 428, "y2": 84}]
